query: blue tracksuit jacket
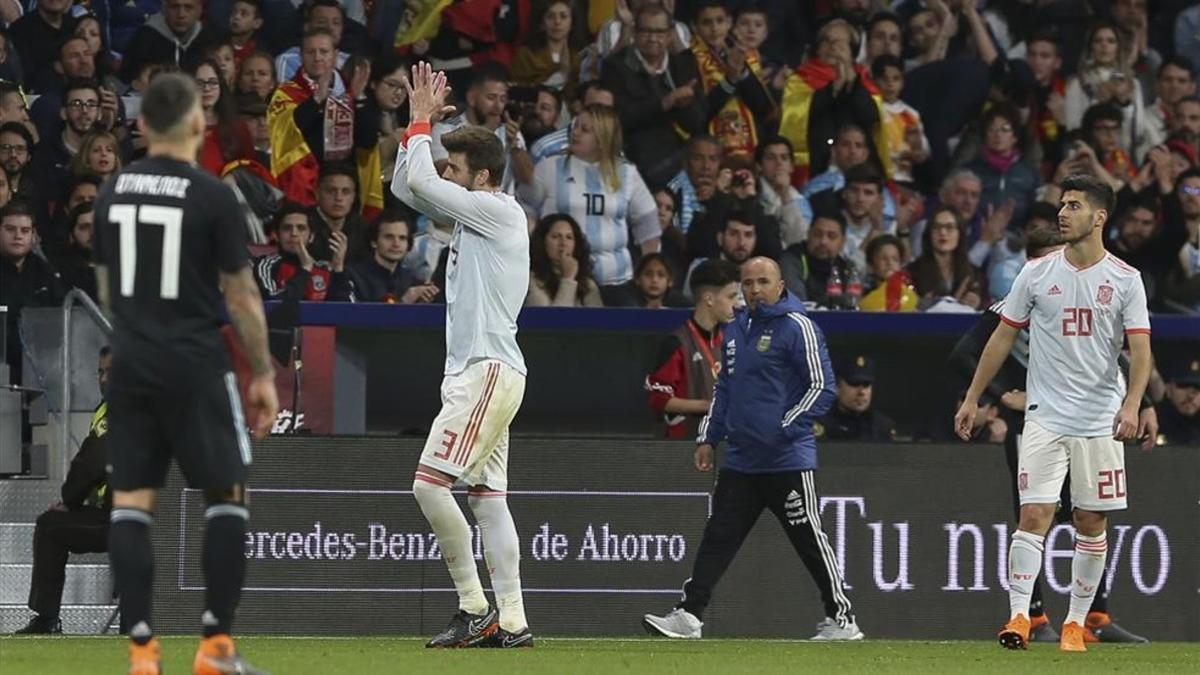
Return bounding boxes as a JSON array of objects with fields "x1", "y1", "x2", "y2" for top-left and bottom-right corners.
[{"x1": 698, "y1": 291, "x2": 836, "y2": 472}]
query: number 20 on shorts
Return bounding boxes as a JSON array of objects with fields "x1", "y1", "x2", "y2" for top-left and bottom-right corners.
[{"x1": 1098, "y1": 469, "x2": 1126, "y2": 499}]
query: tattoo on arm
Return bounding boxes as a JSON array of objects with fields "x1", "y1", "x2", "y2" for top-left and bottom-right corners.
[{"x1": 222, "y1": 266, "x2": 274, "y2": 377}]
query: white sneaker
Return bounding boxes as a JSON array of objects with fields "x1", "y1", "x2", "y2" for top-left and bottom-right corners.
[
  {"x1": 643, "y1": 608, "x2": 703, "y2": 639},
  {"x1": 810, "y1": 617, "x2": 865, "y2": 641}
]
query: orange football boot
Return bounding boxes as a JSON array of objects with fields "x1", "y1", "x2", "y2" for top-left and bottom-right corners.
[
  {"x1": 1060, "y1": 621, "x2": 1088, "y2": 652},
  {"x1": 998, "y1": 614, "x2": 1031, "y2": 650}
]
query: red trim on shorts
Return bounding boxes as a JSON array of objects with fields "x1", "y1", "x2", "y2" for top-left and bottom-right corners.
[
  {"x1": 1124, "y1": 328, "x2": 1151, "y2": 335},
  {"x1": 455, "y1": 363, "x2": 500, "y2": 467},
  {"x1": 1000, "y1": 315, "x2": 1030, "y2": 329},
  {"x1": 415, "y1": 471, "x2": 453, "y2": 488}
]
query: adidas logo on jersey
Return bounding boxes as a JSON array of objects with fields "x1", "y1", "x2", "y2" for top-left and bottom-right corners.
[{"x1": 1048, "y1": 284, "x2": 1062, "y2": 295}]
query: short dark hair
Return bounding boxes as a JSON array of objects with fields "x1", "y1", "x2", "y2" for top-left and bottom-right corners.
[
  {"x1": 0, "y1": 199, "x2": 35, "y2": 222},
  {"x1": 754, "y1": 135, "x2": 794, "y2": 165},
  {"x1": 835, "y1": 122, "x2": 867, "y2": 143},
  {"x1": 99, "y1": 345, "x2": 111, "y2": 359},
  {"x1": 367, "y1": 209, "x2": 411, "y2": 243},
  {"x1": 843, "y1": 162, "x2": 883, "y2": 189},
  {"x1": 272, "y1": 202, "x2": 311, "y2": 231},
  {"x1": 140, "y1": 73, "x2": 200, "y2": 136},
  {"x1": 319, "y1": 161, "x2": 358, "y2": 187},
  {"x1": 575, "y1": 80, "x2": 613, "y2": 105},
  {"x1": 1081, "y1": 102, "x2": 1123, "y2": 132},
  {"x1": 689, "y1": 258, "x2": 740, "y2": 297},
  {"x1": 63, "y1": 77, "x2": 102, "y2": 101},
  {"x1": 301, "y1": 27, "x2": 336, "y2": 47},
  {"x1": 442, "y1": 125, "x2": 506, "y2": 187},
  {"x1": 0, "y1": 121, "x2": 34, "y2": 150},
  {"x1": 534, "y1": 84, "x2": 563, "y2": 111},
  {"x1": 865, "y1": 234, "x2": 902, "y2": 266},
  {"x1": 870, "y1": 54, "x2": 904, "y2": 81},
  {"x1": 1059, "y1": 174, "x2": 1115, "y2": 216},
  {"x1": 635, "y1": 3, "x2": 671, "y2": 28},
  {"x1": 687, "y1": 133, "x2": 721, "y2": 155},
  {"x1": 67, "y1": 202, "x2": 93, "y2": 239},
  {"x1": 812, "y1": 209, "x2": 847, "y2": 234},
  {"x1": 867, "y1": 11, "x2": 902, "y2": 36},
  {"x1": 469, "y1": 62, "x2": 509, "y2": 91},
  {"x1": 57, "y1": 35, "x2": 89, "y2": 60},
  {"x1": 1158, "y1": 55, "x2": 1195, "y2": 80},
  {"x1": 694, "y1": 0, "x2": 729, "y2": 16},
  {"x1": 1025, "y1": 201, "x2": 1059, "y2": 226},
  {"x1": 722, "y1": 210, "x2": 755, "y2": 233},
  {"x1": 1026, "y1": 28, "x2": 1060, "y2": 52},
  {"x1": 234, "y1": 0, "x2": 262, "y2": 13},
  {"x1": 305, "y1": 0, "x2": 344, "y2": 20}
]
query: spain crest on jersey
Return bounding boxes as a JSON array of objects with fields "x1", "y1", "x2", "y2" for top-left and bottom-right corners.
[{"x1": 1096, "y1": 284, "x2": 1114, "y2": 306}]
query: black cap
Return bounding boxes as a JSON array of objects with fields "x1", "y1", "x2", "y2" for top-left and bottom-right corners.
[
  {"x1": 1166, "y1": 357, "x2": 1200, "y2": 387},
  {"x1": 838, "y1": 355, "x2": 875, "y2": 385},
  {"x1": 236, "y1": 93, "x2": 268, "y2": 117}
]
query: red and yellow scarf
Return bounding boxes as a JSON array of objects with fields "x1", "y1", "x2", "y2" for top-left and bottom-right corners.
[{"x1": 691, "y1": 38, "x2": 764, "y2": 157}]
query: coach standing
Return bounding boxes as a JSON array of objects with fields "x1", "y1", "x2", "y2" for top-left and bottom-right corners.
[{"x1": 643, "y1": 257, "x2": 863, "y2": 641}]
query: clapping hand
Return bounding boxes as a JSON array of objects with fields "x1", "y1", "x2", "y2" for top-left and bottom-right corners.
[
  {"x1": 329, "y1": 230, "x2": 348, "y2": 273},
  {"x1": 404, "y1": 61, "x2": 456, "y2": 123}
]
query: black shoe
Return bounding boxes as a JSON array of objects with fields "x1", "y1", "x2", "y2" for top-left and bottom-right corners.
[
  {"x1": 1089, "y1": 615, "x2": 1150, "y2": 643},
  {"x1": 1029, "y1": 617, "x2": 1060, "y2": 643},
  {"x1": 480, "y1": 626, "x2": 535, "y2": 648},
  {"x1": 13, "y1": 615, "x2": 62, "y2": 635},
  {"x1": 425, "y1": 608, "x2": 499, "y2": 648}
]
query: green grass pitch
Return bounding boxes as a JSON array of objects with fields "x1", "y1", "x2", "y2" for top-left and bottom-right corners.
[{"x1": 2, "y1": 637, "x2": 1198, "y2": 673}]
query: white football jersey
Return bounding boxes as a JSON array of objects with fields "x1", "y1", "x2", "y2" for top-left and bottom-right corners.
[
  {"x1": 1000, "y1": 250, "x2": 1150, "y2": 436},
  {"x1": 393, "y1": 130, "x2": 529, "y2": 377}
]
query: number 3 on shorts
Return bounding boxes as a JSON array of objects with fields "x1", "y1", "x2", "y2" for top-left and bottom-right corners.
[{"x1": 433, "y1": 430, "x2": 458, "y2": 461}]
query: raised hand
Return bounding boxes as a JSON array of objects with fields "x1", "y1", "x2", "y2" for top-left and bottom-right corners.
[{"x1": 404, "y1": 61, "x2": 455, "y2": 123}]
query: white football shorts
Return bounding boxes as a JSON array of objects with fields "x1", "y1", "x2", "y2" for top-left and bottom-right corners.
[{"x1": 1017, "y1": 420, "x2": 1128, "y2": 512}]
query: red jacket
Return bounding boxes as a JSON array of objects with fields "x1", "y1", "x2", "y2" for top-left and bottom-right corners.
[{"x1": 645, "y1": 318, "x2": 723, "y2": 439}]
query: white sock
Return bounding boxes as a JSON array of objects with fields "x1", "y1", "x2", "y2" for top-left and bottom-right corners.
[
  {"x1": 413, "y1": 474, "x2": 488, "y2": 615},
  {"x1": 1065, "y1": 532, "x2": 1107, "y2": 626},
  {"x1": 469, "y1": 492, "x2": 527, "y2": 632},
  {"x1": 1008, "y1": 530, "x2": 1045, "y2": 619}
]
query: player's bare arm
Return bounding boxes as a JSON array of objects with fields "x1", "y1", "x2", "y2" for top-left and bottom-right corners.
[
  {"x1": 221, "y1": 265, "x2": 278, "y2": 438},
  {"x1": 955, "y1": 321, "x2": 1020, "y2": 441},
  {"x1": 1116, "y1": 332, "x2": 1153, "y2": 445}
]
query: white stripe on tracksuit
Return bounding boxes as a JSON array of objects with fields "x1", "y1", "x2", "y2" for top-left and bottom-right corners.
[
  {"x1": 802, "y1": 470, "x2": 854, "y2": 625},
  {"x1": 782, "y1": 313, "x2": 825, "y2": 428}
]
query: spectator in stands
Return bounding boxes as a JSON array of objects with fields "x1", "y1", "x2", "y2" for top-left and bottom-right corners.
[
  {"x1": 346, "y1": 210, "x2": 438, "y2": 303},
  {"x1": 778, "y1": 19, "x2": 882, "y2": 181},
  {"x1": 8, "y1": 0, "x2": 74, "y2": 89},
  {"x1": 269, "y1": 28, "x2": 382, "y2": 213},
  {"x1": 188, "y1": 58, "x2": 254, "y2": 175},
  {"x1": 275, "y1": 0, "x2": 351, "y2": 83},
  {"x1": 526, "y1": 213, "x2": 603, "y2": 307},
  {"x1": 817, "y1": 354, "x2": 896, "y2": 442},
  {"x1": 228, "y1": 0, "x2": 265, "y2": 64},
  {"x1": 512, "y1": 0, "x2": 582, "y2": 101},
  {"x1": 1147, "y1": 57, "x2": 1196, "y2": 145},
  {"x1": 10, "y1": 346, "x2": 111, "y2": 635},
  {"x1": 1060, "y1": 103, "x2": 1137, "y2": 191},
  {"x1": 203, "y1": 41, "x2": 239, "y2": 89},
  {"x1": 1064, "y1": 22, "x2": 1151, "y2": 156},
  {"x1": 1, "y1": 200, "x2": 65, "y2": 379},
  {"x1": 863, "y1": 233, "x2": 905, "y2": 294},
  {"x1": 803, "y1": 124, "x2": 898, "y2": 227},
  {"x1": 0, "y1": 170, "x2": 9, "y2": 211},
  {"x1": 28, "y1": 37, "x2": 99, "y2": 141},
  {"x1": 236, "y1": 51, "x2": 277, "y2": 100},
  {"x1": 684, "y1": 210, "x2": 756, "y2": 300},
  {"x1": 834, "y1": 163, "x2": 896, "y2": 270},
  {"x1": 645, "y1": 258, "x2": 739, "y2": 439},
  {"x1": 907, "y1": 205, "x2": 983, "y2": 311},
  {"x1": 666, "y1": 134, "x2": 726, "y2": 238},
  {"x1": 601, "y1": 3, "x2": 708, "y2": 187},
  {"x1": 529, "y1": 81, "x2": 614, "y2": 165},
  {"x1": 911, "y1": 169, "x2": 989, "y2": 265},
  {"x1": 365, "y1": 54, "x2": 408, "y2": 191},
  {"x1": 254, "y1": 203, "x2": 351, "y2": 301},
  {"x1": 0, "y1": 121, "x2": 35, "y2": 203},
  {"x1": 685, "y1": 152, "x2": 783, "y2": 262},
  {"x1": 634, "y1": 252, "x2": 687, "y2": 309},
  {"x1": 904, "y1": 3, "x2": 953, "y2": 69},
  {"x1": 119, "y1": 0, "x2": 217, "y2": 84},
  {"x1": 520, "y1": 85, "x2": 564, "y2": 150},
  {"x1": 780, "y1": 212, "x2": 856, "y2": 308},
  {"x1": 0, "y1": 80, "x2": 36, "y2": 145},
  {"x1": 756, "y1": 136, "x2": 811, "y2": 249},
  {"x1": 862, "y1": 12, "x2": 903, "y2": 64},
  {"x1": 954, "y1": 390, "x2": 1008, "y2": 444},
  {"x1": 872, "y1": 55, "x2": 928, "y2": 187},
  {"x1": 523, "y1": 103, "x2": 659, "y2": 306},
  {"x1": 1158, "y1": 358, "x2": 1200, "y2": 445},
  {"x1": 1020, "y1": 30, "x2": 1067, "y2": 180},
  {"x1": 73, "y1": 14, "x2": 122, "y2": 90},
  {"x1": 964, "y1": 104, "x2": 1040, "y2": 234},
  {"x1": 29, "y1": 79, "x2": 106, "y2": 220},
  {"x1": 652, "y1": 187, "x2": 689, "y2": 279},
  {"x1": 1163, "y1": 168, "x2": 1200, "y2": 311},
  {"x1": 403, "y1": 219, "x2": 453, "y2": 284},
  {"x1": 432, "y1": 64, "x2": 531, "y2": 194},
  {"x1": 53, "y1": 203, "x2": 97, "y2": 299},
  {"x1": 687, "y1": 1, "x2": 773, "y2": 158},
  {"x1": 92, "y1": 0, "x2": 161, "y2": 61},
  {"x1": 67, "y1": 130, "x2": 121, "y2": 182},
  {"x1": 731, "y1": 5, "x2": 771, "y2": 73},
  {"x1": 1178, "y1": 6, "x2": 1200, "y2": 80},
  {"x1": 308, "y1": 162, "x2": 365, "y2": 262},
  {"x1": 234, "y1": 93, "x2": 272, "y2": 166},
  {"x1": 1111, "y1": 0, "x2": 1161, "y2": 106},
  {"x1": 988, "y1": 201, "x2": 1060, "y2": 301},
  {"x1": 590, "y1": 0, "x2": 692, "y2": 77}
]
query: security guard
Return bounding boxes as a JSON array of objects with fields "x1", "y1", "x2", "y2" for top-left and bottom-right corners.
[
  {"x1": 818, "y1": 355, "x2": 896, "y2": 442},
  {"x1": 1159, "y1": 358, "x2": 1200, "y2": 446},
  {"x1": 12, "y1": 347, "x2": 112, "y2": 634}
]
